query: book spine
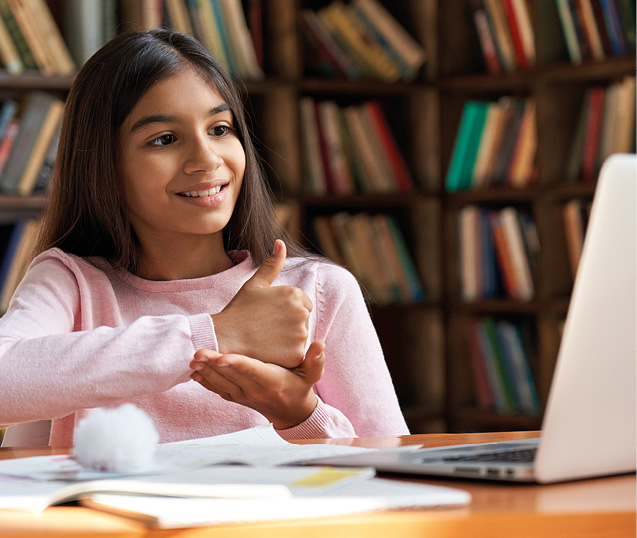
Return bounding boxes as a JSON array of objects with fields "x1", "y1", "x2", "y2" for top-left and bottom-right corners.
[
  {"x1": 25, "y1": 0, "x2": 76, "y2": 74},
  {"x1": 469, "y1": 0, "x2": 501, "y2": 74},
  {"x1": 599, "y1": 0, "x2": 628, "y2": 55},
  {"x1": 0, "y1": 0, "x2": 36, "y2": 70},
  {"x1": 445, "y1": 101, "x2": 490, "y2": 192},
  {"x1": 363, "y1": 101, "x2": 414, "y2": 193},
  {"x1": 580, "y1": 86, "x2": 605, "y2": 183},
  {"x1": 0, "y1": 9, "x2": 21, "y2": 73},
  {"x1": 467, "y1": 318, "x2": 495, "y2": 408},
  {"x1": 503, "y1": 0, "x2": 528, "y2": 69},
  {"x1": 6, "y1": 0, "x2": 54, "y2": 74},
  {"x1": 556, "y1": 0, "x2": 583, "y2": 63}
]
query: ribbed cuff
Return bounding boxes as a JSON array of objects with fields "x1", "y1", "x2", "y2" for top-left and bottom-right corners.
[
  {"x1": 275, "y1": 397, "x2": 332, "y2": 440},
  {"x1": 188, "y1": 313, "x2": 217, "y2": 352}
]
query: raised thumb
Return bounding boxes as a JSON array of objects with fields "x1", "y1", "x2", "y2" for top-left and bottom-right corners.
[{"x1": 243, "y1": 239, "x2": 286, "y2": 289}]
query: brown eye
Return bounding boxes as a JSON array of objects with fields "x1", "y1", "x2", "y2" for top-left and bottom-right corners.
[{"x1": 149, "y1": 134, "x2": 175, "y2": 147}]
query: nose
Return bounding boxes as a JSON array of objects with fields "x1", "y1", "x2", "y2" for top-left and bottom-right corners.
[{"x1": 183, "y1": 136, "x2": 223, "y2": 174}]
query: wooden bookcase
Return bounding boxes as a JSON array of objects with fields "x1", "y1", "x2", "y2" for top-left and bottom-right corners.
[{"x1": 0, "y1": 0, "x2": 634, "y2": 433}]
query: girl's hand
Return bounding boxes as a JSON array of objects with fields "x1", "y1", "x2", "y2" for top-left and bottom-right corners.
[
  {"x1": 189, "y1": 341, "x2": 326, "y2": 430},
  {"x1": 211, "y1": 240, "x2": 312, "y2": 369}
]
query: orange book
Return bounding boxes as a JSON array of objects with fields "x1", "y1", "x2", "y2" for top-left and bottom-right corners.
[{"x1": 489, "y1": 211, "x2": 518, "y2": 299}]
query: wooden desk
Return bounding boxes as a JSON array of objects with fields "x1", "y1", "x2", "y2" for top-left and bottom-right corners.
[{"x1": 1, "y1": 431, "x2": 634, "y2": 538}]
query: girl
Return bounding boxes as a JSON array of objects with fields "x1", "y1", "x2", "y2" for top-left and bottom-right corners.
[{"x1": 0, "y1": 29, "x2": 408, "y2": 446}]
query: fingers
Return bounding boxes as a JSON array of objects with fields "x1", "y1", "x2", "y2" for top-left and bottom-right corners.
[
  {"x1": 298, "y1": 341, "x2": 326, "y2": 385},
  {"x1": 241, "y1": 239, "x2": 286, "y2": 290}
]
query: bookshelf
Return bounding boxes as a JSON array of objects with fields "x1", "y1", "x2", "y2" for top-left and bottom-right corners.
[{"x1": 0, "y1": 0, "x2": 633, "y2": 433}]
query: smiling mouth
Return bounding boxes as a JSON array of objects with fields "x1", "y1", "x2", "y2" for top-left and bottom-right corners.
[{"x1": 178, "y1": 185, "x2": 225, "y2": 198}]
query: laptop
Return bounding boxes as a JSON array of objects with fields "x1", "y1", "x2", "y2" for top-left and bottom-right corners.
[{"x1": 311, "y1": 153, "x2": 637, "y2": 483}]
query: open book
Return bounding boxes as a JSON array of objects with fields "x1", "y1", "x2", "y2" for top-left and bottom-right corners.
[{"x1": 0, "y1": 424, "x2": 471, "y2": 525}]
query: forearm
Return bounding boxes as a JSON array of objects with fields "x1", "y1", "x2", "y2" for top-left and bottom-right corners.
[{"x1": 0, "y1": 313, "x2": 210, "y2": 425}]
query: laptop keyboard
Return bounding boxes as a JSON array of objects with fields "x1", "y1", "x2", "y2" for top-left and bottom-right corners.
[{"x1": 443, "y1": 447, "x2": 537, "y2": 464}]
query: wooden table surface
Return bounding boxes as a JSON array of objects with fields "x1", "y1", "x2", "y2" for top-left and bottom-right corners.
[{"x1": 0, "y1": 431, "x2": 634, "y2": 538}]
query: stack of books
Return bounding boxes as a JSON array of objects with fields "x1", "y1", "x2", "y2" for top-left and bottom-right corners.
[
  {"x1": 562, "y1": 198, "x2": 591, "y2": 281},
  {"x1": 0, "y1": 92, "x2": 62, "y2": 197},
  {"x1": 300, "y1": 98, "x2": 414, "y2": 196},
  {"x1": 312, "y1": 212, "x2": 424, "y2": 306},
  {"x1": 458, "y1": 205, "x2": 539, "y2": 302},
  {"x1": 469, "y1": 0, "x2": 536, "y2": 74},
  {"x1": 466, "y1": 316, "x2": 540, "y2": 416},
  {"x1": 555, "y1": 0, "x2": 636, "y2": 64},
  {"x1": 122, "y1": 0, "x2": 263, "y2": 80},
  {"x1": 565, "y1": 76, "x2": 636, "y2": 184},
  {"x1": 0, "y1": 0, "x2": 75, "y2": 75},
  {"x1": 301, "y1": 0, "x2": 426, "y2": 81},
  {"x1": 0, "y1": 218, "x2": 40, "y2": 312},
  {"x1": 445, "y1": 98, "x2": 537, "y2": 192}
]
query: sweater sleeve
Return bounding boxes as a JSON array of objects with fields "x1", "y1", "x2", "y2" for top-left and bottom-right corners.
[
  {"x1": 0, "y1": 255, "x2": 211, "y2": 427},
  {"x1": 278, "y1": 262, "x2": 409, "y2": 439}
]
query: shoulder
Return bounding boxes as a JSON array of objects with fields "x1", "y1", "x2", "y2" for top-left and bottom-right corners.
[
  {"x1": 283, "y1": 256, "x2": 363, "y2": 302},
  {"x1": 29, "y1": 248, "x2": 109, "y2": 282}
]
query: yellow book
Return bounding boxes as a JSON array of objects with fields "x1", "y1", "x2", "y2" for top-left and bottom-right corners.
[
  {"x1": 318, "y1": 2, "x2": 401, "y2": 82},
  {"x1": 6, "y1": 0, "x2": 53, "y2": 74},
  {"x1": 17, "y1": 98, "x2": 63, "y2": 196},
  {"x1": 24, "y1": 0, "x2": 75, "y2": 74}
]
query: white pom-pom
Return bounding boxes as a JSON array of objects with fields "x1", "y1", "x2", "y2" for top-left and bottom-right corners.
[{"x1": 73, "y1": 404, "x2": 159, "y2": 473}]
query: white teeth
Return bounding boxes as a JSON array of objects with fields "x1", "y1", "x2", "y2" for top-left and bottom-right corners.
[{"x1": 182, "y1": 186, "x2": 222, "y2": 197}]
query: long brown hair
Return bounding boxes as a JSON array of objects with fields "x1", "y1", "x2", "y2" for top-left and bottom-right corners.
[{"x1": 37, "y1": 29, "x2": 305, "y2": 274}]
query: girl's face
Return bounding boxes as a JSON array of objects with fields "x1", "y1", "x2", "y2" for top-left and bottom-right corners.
[{"x1": 119, "y1": 66, "x2": 245, "y2": 255}]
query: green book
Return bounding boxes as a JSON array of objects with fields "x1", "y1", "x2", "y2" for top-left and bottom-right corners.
[
  {"x1": 445, "y1": 101, "x2": 489, "y2": 191},
  {"x1": 0, "y1": 0, "x2": 37, "y2": 71},
  {"x1": 481, "y1": 317, "x2": 516, "y2": 413}
]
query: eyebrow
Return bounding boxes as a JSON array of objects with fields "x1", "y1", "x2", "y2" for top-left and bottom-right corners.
[{"x1": 128, "y1": 103, "x2": 232, "y2": 134}]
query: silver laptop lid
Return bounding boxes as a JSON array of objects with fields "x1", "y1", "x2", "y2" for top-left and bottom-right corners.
[{"x1": 535, "y1": 154, "x2": 637, "y2": 483}]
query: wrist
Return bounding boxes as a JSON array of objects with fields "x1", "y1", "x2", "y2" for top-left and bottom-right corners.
[{"x1": 271, "y1": 393, "x2": 318, "y2": 431}]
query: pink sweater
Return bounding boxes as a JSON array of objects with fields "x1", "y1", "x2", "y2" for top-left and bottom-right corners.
[{"x1": 0, "y1": 248, "x2": 408, "y2": 446}]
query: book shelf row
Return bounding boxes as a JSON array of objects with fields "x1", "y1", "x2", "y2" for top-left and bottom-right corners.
[
  {"x1": 299, "y1": 98, "x2": 414, "y2": 196},
  {"x1": 0, "y1": 92, "x2": 61, "y2": 197},
  {"x1": 458, "y1": 205, "x2": 539, "y2": 302},
  {"x1": 466, "y1": 315, "x2": 540, "y2": 416},
  {"x1": 565, "y1": 76, "x2": 636, "y2": 183},
  {"x1": 312, "y1": 211, "x2": 424, "y2": 306},
  {"x1": 0, "y1": 217, "x2": 39, "y2": 312},
  {"x1": 444, "y1": 75, "x2": 636, "y2": 193},
  {"x1": 300, "y1": 0, "x2": 426, "y2": 81},
  {"x1": 555, "y1": 0, "x2": 636, "y2": 63}
]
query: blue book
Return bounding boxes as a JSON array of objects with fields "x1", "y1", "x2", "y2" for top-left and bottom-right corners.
[
  {"x1": 0, "y1": 220, "x2": 27, "y2": 296},
  {"x1": 599, "y1": 0, "x2": 628, "y2": 56},
  {"x1": 0, "y1": 100, "x2": 17, "y2": 142}
]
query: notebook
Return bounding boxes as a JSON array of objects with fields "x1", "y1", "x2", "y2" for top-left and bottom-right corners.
[{"x1": 310, "y1": 153, "x2": 637, "y2": 483}]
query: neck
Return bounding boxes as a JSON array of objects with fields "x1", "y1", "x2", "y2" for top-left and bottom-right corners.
[{"x1": 135, "y1": 235, "x2": 234, "y2": 281}]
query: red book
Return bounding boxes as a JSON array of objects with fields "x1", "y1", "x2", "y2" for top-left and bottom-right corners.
[
  {"x1": 503, "y1": 0, "x2": 527, "y2": 69},
  {"x1": 581, "y1": 87, "x2": 605, "y2": 183},
  {"x1": 313, "y1": 101, "x2": 336, "y2": 194},
  {"x1": 469, "y1": 0, "x2": 501, "y2": 74},
  {"x1": 467, "y1": 318, "x2": 495, "y2": 408},
  {"x1": 363, "y1": 101, "x2": 414, "y2": 192}
]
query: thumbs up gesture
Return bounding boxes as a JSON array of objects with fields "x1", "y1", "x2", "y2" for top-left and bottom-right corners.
[{"x1": 211, "y1": 240, "x2": 313, "y2": 368}]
